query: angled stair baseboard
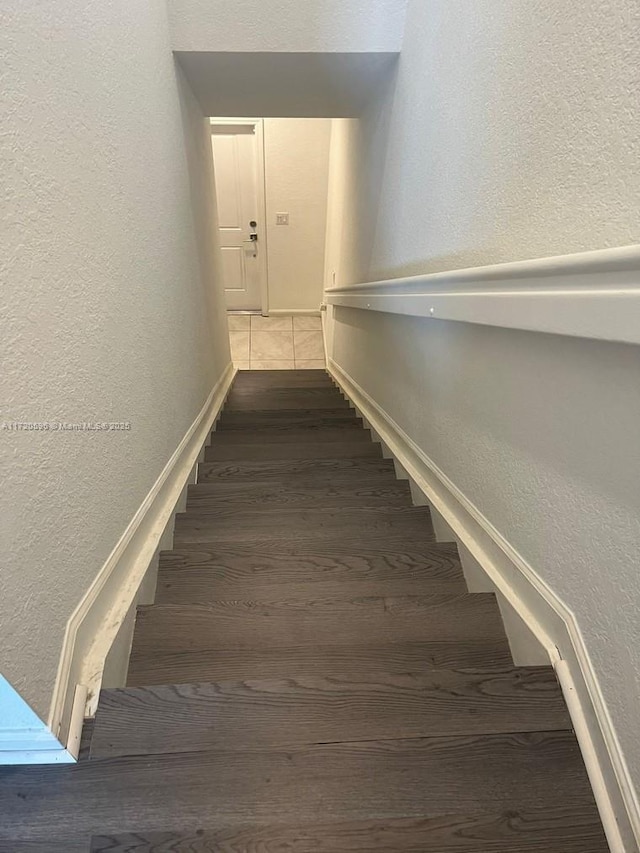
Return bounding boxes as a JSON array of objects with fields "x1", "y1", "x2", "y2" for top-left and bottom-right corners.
[
  {"x1": 44, "y1": 363, "x2": 236, "y2": 757},
  {"x1": 328, "y1": 356, "x2": 639, "y2": 853}
]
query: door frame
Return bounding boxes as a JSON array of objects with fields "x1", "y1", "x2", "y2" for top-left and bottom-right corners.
[{"x1": 209, "y1": 117, "x2": 270, "y2": 315}]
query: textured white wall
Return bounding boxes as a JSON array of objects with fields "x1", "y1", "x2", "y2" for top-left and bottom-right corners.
[
  {"x1": 1, "y1": 1, "x2": 229, "y2": 721},
  {"x1": 264, "y1": 119, "x2": 332, "y2": 311},
  {"x1": 327, "y1": 0, "x2": 640, "y2": 792},
  {"x1": 168, "y1": 0, "x2": 408, "y2": 52},
  {"x1": 328, "y1": 0, "x2": 640, "y2": 285}
]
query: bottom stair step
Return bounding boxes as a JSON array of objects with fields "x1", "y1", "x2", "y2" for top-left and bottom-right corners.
[
  {"x1": 90, "y1": 811, "x2": 609, "y2": 852},
  {"x1": 0, "y1": 733, "x2": 605, "y2": 848},
  {"x1": 91, "y1": 668, "x2": 570, "y2": 759}
]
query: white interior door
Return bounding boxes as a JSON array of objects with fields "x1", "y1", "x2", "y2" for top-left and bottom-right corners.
[{"x1": 210, "y1": 123, "x2": 265, "y2": 311}]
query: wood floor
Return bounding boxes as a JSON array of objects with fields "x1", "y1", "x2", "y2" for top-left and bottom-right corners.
[{"x1": 0, "y1": 370, "x2": 608, "y2": 851}]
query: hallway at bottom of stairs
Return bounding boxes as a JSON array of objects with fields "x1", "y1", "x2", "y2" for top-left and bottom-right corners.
[
  {"x1": 0, "y1": 370, "x2": 609, "y2": 851},
  {"x1": 228, "y1": 312, "x2": 326, "y2": 370}
]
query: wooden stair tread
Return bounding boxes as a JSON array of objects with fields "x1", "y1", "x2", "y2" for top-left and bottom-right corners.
[
  {"x1": 172, "y1": 506, "x2": 435, "y2": 548},
  {"x1": 230, "y1": 376, "x2": 342, "y2": 396},
  {"x1": 204, "y1": 441, "x2": 381, "y2": 460},
  {"x1": 220, "y1": 406, "x2": 358, "y2": 421},
  {"x1": 211, "y1": 427, "x2": 372, "y2": 444},
  {"x1": 92, "y1": 668, "x2": 570, "y2": 759},
  {"x1": 219, "y1": 409, "x2": 364, "y2": 435},
  {"x1": 127, "y1": 640, "x2": 516, "y2": 687},
  {"x1": 157, "y1": 577, "x2": 466, "y2": 605},
  {"x1": 228, "y1": 385, "x2": 340, "y2": 395},
  {"x1": 90, "y1": 813, "x2": 609, "y2": 853},
  {"x1": 225, "y1": 398, "x2": 351, "y2": 411},
  {"x1": 157, "y1": 545, "x2": 465, "y2": 593},
  {"x1": 0, "y1": 733, "x2": 604, "y2": 844},
  {"x1": 185, "y1": 480, "x2": 411, "y2": 509},
  {"x1": 197, "y1": 457, "x2": 398, "y2": 482},
  {"x1": 130, "y1": 594, "x2": 506, "y2": 654},
  {"x1": 226, "y1": 387, "x2": 345, "y2": 398},
  {"x1": 175, "y1": 503, "x2": 432, "y2": 527}
]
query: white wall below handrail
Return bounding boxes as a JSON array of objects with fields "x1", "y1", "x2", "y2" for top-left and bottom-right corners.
[{"x1": 325, "y1": 245, "x2": 640, "y2": 346}]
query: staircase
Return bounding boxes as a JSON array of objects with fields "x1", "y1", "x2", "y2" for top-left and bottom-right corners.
[{"x1": 0, "y1": 370, "x2": 608, "y2": 850}]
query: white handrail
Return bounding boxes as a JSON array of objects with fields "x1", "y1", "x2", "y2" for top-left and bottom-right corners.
[{"x1": 325, "y1": 244, "x2": 640, "y2": 345}]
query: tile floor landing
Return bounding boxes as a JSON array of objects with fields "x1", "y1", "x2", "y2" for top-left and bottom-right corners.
[{"x1": 228, "y1": 313, "x2": 326, "y2": 370}]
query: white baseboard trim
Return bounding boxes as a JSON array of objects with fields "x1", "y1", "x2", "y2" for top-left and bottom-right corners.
[
  {"x1": 328, "y1": 356, "x2": 640, "y2": 853},
  {"x1": 44, "y1": 362, "x2": 236, "y2": 760},
  {"x1": 268, "y1": 308, "x2": 321, "y2": 316}
]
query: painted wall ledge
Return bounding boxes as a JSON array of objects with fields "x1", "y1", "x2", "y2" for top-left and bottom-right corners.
[{"x1": 325, "y1": 244, "x2": 640, "y2": 346}]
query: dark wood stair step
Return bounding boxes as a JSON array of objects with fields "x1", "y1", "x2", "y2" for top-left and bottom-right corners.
[
  {"x1": 157, "y1": 575, "x2": 466, "y2": 605},
  {"x1": 171, "y1": 532, "x2": 438, "y2": 553},
  {"x1": 195, "y1": 472, "x2": 404, "y2": 492},
  {"x1": 197, "y1": 457, "x2": 397, "y2": 483},
  {"x1": 219, "y1": 407, "x2": 358, "y2": 425},
  {"x1": 156, "y1": 554, "x2": 466, "y2": 604},
  {"x1": 157, "y1": 545, "x2": 463, "y2": 594},
  {"x1": 172, "y1": 505, "x2": 435, "y2": 546},
  {"x1": 0, "y1": 733, "x2": 603, "y2": 845},
  {"x1": 204, "y1": 441, "x2": 381, "y2": 461},
  {"x1": 90, "y1": 811, "x2": 608, "y2": 853},
  {"x1": 211, "y1": 427, "x2": 372, "y2": 444},
  {"x1": 185, "y1": 480, "x2": 411, "y2": 509},
  {"x1": 130, "y1": 594, "x2": 505, "y2": 655},
  {"x1": 92, "y1": 667, "x2": 570, "y2": 759},
  {"x1": 127, "y1": 640, "x2": 515, "y2": 687},
  {"x1": 225, "y1": 396, "x2": 351, "y2": 411},
  {"x1": 217, "y1": 413, "x2": 362, "y2": 431},
  {"x1": 228, "y1": 384, "x2": 339, "y2": 396},
  {"x1": 176, "y1": 503, "x2": 428, "y2": 526},
  {"x1": 227, "y1": 382, "x2": 341, "y2": 393}
]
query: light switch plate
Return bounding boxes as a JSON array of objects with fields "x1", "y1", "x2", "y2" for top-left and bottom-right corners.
[{"x1": 276, "y1": 213, "x2": 289, "y2": 225}]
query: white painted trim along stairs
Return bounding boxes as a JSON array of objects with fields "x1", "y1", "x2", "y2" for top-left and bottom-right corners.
[
  {"x1": 328, "y1": 357, "x2": 640, "y2": 853},
  {"x1": 0, "y1": 363, "x2": 236, "y2": 767},
  {"x1": 326, "y1": 244, "x2": 640, "y2": 346}
]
